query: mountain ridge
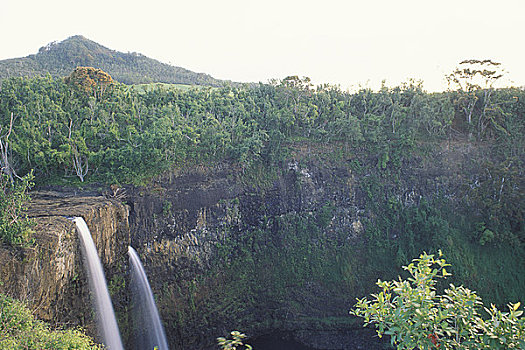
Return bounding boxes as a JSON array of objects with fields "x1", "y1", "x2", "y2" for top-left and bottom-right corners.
[{"x1": 0, "y1": 35, "x2": 228, "y2": 86}]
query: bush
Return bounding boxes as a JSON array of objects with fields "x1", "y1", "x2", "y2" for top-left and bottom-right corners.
[
  {"x1": 0, "y1": 293, "x2": 103, "y2": 349},
  {"x1": 350, "y1": 251, "x2": 525, "y2": 349}
]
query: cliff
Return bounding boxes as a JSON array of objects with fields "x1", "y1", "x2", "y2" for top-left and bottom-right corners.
[
  {"x1": 123, "y1": 139, "x2": 523, "y2": 349},
  {"x1": 0, "y1": 192, "x2": 129, "y2": 333},
  {"x1": 1, "y1": 139, "x2": 522, "y2": 350}
]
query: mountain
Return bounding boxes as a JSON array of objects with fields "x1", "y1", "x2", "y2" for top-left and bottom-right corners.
[{"x1": 0, "y1": 35, "x2": 226, "y2": 86}]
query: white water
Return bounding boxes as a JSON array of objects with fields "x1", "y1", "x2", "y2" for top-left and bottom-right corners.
[
  {"x1": 74, "y1": 217, "x2": 124, "y2": 350},
  {"x1": 129, "y1": 246, "x2": 169, "y2": 350}
]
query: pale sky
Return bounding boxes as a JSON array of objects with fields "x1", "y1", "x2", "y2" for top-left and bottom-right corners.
[{"x1": 1, "y1": 0, "x2": 524, "y2": 91}]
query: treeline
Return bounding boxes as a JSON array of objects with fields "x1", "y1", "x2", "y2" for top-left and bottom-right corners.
[{"x1": 1, "y1": 73, "x2": 522, "y2": 184}]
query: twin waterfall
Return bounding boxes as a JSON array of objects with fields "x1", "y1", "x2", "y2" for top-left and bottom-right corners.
[{"x1": 74, "y1": 217, "x2": 168, "y2": 350}]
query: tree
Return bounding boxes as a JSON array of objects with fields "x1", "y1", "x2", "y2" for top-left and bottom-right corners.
[
  {"x1": 412, "y1": 93, "x2": 454, "y2": 136},
  {"x1": 447, "y1": 59, "x2": 506, "y2": 138},
  {"x1": 0, "y1": 113, "x2": 17, "y2": 183},
  {"x1": 447, "y1": 59, "x2": 504, "y2": 94},
  {"x1": 65, "y1": 67, "x2": 113, "y2": 100},
  {"x1": 351, "y1": 251, "x2": 525, "y2": 349},
  {"x1": 275, "y1": 76, "x2": 315, "y2": 137},
  {"x1": 71, "y1": 143, "x2": 89, "y2": 182},
  {"x1": 0, "y1": 171, "x2": 34, "y2": 246}
]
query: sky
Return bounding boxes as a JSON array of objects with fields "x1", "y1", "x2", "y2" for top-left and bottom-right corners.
[{"x1": 1, "y1": 0, "x2": 524, "y2": 92}]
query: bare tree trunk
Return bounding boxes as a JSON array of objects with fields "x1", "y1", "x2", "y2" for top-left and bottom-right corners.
[
  {"x1": 0, "y1": 113, "x2": 17, "y2": 183},
  {"x1": 68, "y1": 118, "x2": 73, "y2": 140},
  {"x1": 71, "y1": 144, "x2": 89, "y2": 182}
]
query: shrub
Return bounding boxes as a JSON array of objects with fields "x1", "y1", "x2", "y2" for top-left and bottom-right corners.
[
  {"x1": 217, "y1": 331, "x2": 252, "y2": 350},
  {"x1": 0, "y1": 293, "x2": 103, "y2": 349},
  {"x1": 350, "y1": 251, "x2": 525, "y2": 349}
]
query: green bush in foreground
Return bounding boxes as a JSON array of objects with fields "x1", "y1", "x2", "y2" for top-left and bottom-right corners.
[
  {"x1": 351, "y1": 251, "x2": 525, "y2": 349},
  {"x1": 0, "y1": 293, "x2": 103, "y2": 350}
]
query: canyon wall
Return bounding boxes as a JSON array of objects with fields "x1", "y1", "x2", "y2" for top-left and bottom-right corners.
[{"x1": 1, "y1": 139, "x2": 522, "y2": 350}]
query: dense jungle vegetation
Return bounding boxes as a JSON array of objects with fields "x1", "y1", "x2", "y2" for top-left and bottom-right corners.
[
  {"x1": 0, "y1": 63, "x2": 523, "y2": 348},
  {"x1": 1, "y1": 67, "x2": 522, "y2": 187}
]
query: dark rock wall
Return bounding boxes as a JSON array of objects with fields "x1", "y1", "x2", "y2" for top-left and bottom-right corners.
[
  {"x1": 123, "y1": 161, "x2": 375, "y2": 349},
  {"x1": 122, "y1": 141, "x2": 507, "y2": 350}
]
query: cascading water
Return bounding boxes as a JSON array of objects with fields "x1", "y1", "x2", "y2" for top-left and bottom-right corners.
[
  {"x1": 128, "y1": 246, "x2": 169, "y2": 350},
  {"x1": 74, "y1": 217, "x2": 124, "y2": 350}
]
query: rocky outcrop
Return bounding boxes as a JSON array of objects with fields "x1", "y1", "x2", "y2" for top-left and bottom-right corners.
[{"x1": 0, "y1": 192, "x2": 129, "y2": 328}]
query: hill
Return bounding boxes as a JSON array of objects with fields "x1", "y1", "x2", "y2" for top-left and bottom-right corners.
[{"x1": 0, "y1": 35, "x2": 227, "y2": 86}]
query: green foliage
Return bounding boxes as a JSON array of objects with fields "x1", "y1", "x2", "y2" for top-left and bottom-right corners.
[
  {"x1": 357, "y1": 148, "x2": 524, "y2": 305},
  {"x1": 1, "y1": 71, "x2": 522, "y2": 188},
  {"x1": 351, "y1": 251, "x2": 525, "y2": 349},
  {"x1": 465, "y1": 158, "x2": 524, "y2": 245},
  {"x1": 0, "y1": 171, "x2": 35, "y2": 246},
  {"x1": 217, "y1": 331, "x2": 252, "y2": 350},
  {"x1": 0, "y1": 293, "x2": 103, "y2": 349},
  {"x1": 162, "y1": 200, "x2": 172, "y2": 217}
]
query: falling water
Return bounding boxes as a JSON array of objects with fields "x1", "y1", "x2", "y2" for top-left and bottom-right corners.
[
  {"x1": 128, "y1": 246, "x2": 169, "y2": 350},
  {"x1": 74, "y1": 217, "x2": 124, "y2": 350}
]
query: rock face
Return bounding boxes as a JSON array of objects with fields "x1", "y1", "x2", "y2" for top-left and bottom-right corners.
[
  {"x1": 122, "y1": 140, "x2": 518, "y2": 350},
  {"x1": 0, "y1": 192, "x2": 130, "y2": 331},
  {"x1": 124, "y1": 159, "x2": 386, "y2": 349}
]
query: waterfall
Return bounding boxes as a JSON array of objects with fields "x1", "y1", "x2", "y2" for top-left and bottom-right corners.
[
  {"x1": 74, "y1": 217, "x2": 124, "y2": 350},
  {"x1": 128, "y1": 246, "x2": 169, "y2": 350}
]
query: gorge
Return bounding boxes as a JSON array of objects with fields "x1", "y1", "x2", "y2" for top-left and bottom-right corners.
[{"x1": 1, "y1": 135, "x2": 523, "y2": 349}]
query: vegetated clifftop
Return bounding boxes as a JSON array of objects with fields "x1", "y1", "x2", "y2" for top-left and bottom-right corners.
[
  {"x1": 0, "y1": 35, "x2": 226, "y2": 86},
  {"x1": 0, "y1": 193, "x2": 129, "y2": 337}
]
